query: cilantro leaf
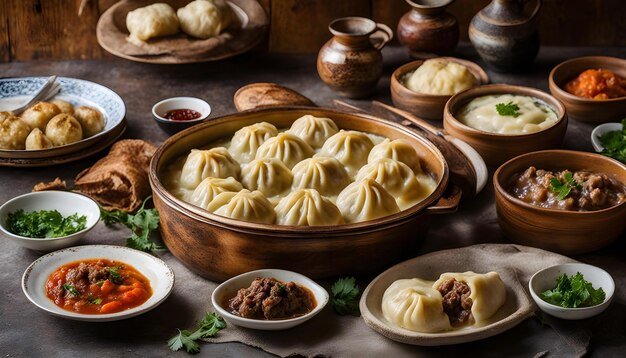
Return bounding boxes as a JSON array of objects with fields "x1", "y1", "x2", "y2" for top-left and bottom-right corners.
[
  {"x1": 331, "y1": 277, "x2": 361, "y2": 316},
  {"x1": 539, "y1": 272, "x2": 606, "y2": 308},
  {"x1": 6, "y1": 209, "x2": 87, "y2": 238},
  {"x1": 88, "y1": 297, "x2": 103, "y2": 305},
  {"x1": 549, "y1": 172, "x2": 581, "y2": 201},
  {"x1": 62, "y1": 283, "x2": 79, "y2": 297},
  {"x1": 495, "y1": 101, "x2": 521, "y2": 117},
  {"x1": 168, "y1": 313, "x2": 227, "y2": 354},
  {"x1": 600, "y1": 118, "x2": 626, "y2": 164}
]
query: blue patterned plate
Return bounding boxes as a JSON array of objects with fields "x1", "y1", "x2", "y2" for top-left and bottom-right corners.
[{"x1": 0, "y1": 76, "x2": 126, "y2": 159}]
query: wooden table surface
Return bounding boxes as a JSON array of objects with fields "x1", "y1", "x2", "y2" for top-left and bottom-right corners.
[{"x1": 1, "y1": 45, "x2": 625, "y2": 357}]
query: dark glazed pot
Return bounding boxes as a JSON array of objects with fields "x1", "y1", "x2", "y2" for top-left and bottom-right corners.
[
  {"x1": 397, "y1": 0, "x2": 459, "y2": 57},
  {"x1": 317, "y1": 17, "x2": 393, "y2": 98},
  {"x1": 469, "y1": 0, "x2": 542, "y2": 72}
]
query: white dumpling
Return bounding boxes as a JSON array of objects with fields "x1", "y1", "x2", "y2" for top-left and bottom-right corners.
[
  {"x1": 318, "y1": 130, "x2": 374, "y2": 176},
  {"x1": 275, "y1": 189, "x2": 344, "y2": 226},
  {"x1": 180, "y1": 147, "x2": 241, "y2": 189},
  {"x1": 229, "y1": 122, "x2": 278, "y2": 163},
  {"x1": 405, "y1": 59, "x2": 478, "y2": 95},
  {"x1": 382, "y1": 278, "x2": 452, "y2": 333},
  {"x1": 291, "y1": 156, "x2": 350, "y2": 196},
  {"x1": 0, "y1": 113, "x2": 30, "y2": 150},
  {"x1": 368, "y1": 139, "x2": 422, "y2": 175},
  {"x1": 126, "y1": 3, "x2": 180, "y2": 43},
  {"x1": 241, "y1": 158, "x2": 293, "y2": 197},
  {"x1": 206, "y1": 189, "x2": 276, "y2": 224},
  {"x1": 73, "y1": 106, "x2": 105, "y2": 137},
  {"x1": 177, "y1": 0, "x2": 233, "y2": 39},
  {"x1": 287, "y1": 114, "x2": 339, "y2": 148},
  {"x1": 255, "y1": 132, "x2": 314, "y2": 169},
  {"x1": 189, "y1": 177, "x2": 243, "y2": 209},
  {"x1": 20, "y1": 101, "x2": 60, "y2": 131},
  {"x1": 25, "y1": 128, "x2": 53, "y2": 150},
  {"x1": 336, "y1": 179, "x2": 400, "y2": 223},
  {"x1": 45, "y1": 114, "x2": 83, "y2": 146},
  {"x1": 50, "y1": 99, "x2": 74, "y2": 114}
]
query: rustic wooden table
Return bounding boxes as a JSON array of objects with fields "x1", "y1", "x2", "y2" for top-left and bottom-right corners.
[{"x1": 1, "y1": 45, "x2": 625, "y2": 357}]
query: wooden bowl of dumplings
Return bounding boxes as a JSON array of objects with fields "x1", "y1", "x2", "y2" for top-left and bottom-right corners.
[{"x1": 149, "y1": 107, "x2": 460, "y2": 281}]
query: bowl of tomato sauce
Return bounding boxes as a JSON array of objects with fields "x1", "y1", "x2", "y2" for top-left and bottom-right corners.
[{"x1": 152, "y1": 97, "x2": 211, "y2": 134}]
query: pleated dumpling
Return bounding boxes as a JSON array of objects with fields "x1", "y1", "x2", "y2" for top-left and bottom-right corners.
[
  {"x1": 287, "y1": 114, "x2": 339, "y2": 148},
  {"x1": 255, "y1": 132, "x2": 314, "y2": 169},
  {"x1": 275, "y1": 189, "x2": 344, "y2": 226},
  {"x1": 189, "y1": 177, "x2": 243, "y2": 209},
  {"x1": 229, "y1": 122, "x2": 278, "y2": 163},
  {"x1": 336, "y1": 179, "x2": 400, "y2": 223},
  {"x1": 382, "y1": 278, "x2": 452, "y2": 333},
  {"x1": 368, "y1": 139, "x2": 422, "y2": 175},
  {"x1": 206, "y1": 189, "x2": 276, "y2": 224},
  {"x1": 291, "y1": 157, "x2": 350, "y2": 196},
  {"x1": 241, "y1": 158, "x2": 293, "y2": 197},
  {"x1": 318, "y1": 130, "x2": 374, "y2": 176},
  {"x1": 180, "y1": 147, "x2": 241, "y2": 189}
]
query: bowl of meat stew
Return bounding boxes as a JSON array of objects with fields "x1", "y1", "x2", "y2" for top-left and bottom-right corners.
[{"x1": 494, "y1": 150, "x2": 626, "y2": 254}]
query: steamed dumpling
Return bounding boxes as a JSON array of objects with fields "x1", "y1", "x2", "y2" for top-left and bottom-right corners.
[
  {"x1": 73, "y1": 106, "x2": 105, "y2": 137},
  {"x1": 382, "y1": 278, "x2": 452, "y2": 333},
  {"x1": 25, "y1": 128, "x2": 53, "y2": 150},
  {"x1": 241, "y1": 158, "x2": 293, "y2": 197},
  {"x1": 318, "y1": 130, "x2": 374, "y2": 176},
  {"x1": 45, "y1": 114, "x2": 83, "y2": 146},
  {"x1": 368, "y1": 139, "x2": 422, "y2": 175},
  {"x1": 287, "y1": 114, "x2": 339, "y2": 148},
  {"x1": 229, "y1": 122, "x2": 278, "y2": 163},
  {"x1": 0, "y1": 113, "x2": 30, "y2": 150},
  {"x1": 50, "y1": 99, "x2": 74, "y2": 114},
  {"x1": 189, "y1": 177, "x2": 243, "y2": 209},
  {"x1": 177, "y1": 0, "x2": 233, "y2": 39},
  {"x1": 291, "y1": 157, "x2": 350, "y2": 196},
  {"x1": 405, "y1": 59, "x2": 478, "y2": 95},
  {"x1": 20, "y1": 101, "x2": 61, "y2": 131},
  {"x1": 180, "y1": 147, "x2": 241, "y2": 189},
  {"x1": 206, "y1": 189, "x2": 276, "y2": 224},
  {"x1": 275, "y1": 189, "x2": 344, "y2": 226},
  {"x1": 336, "y1": 179, "x2": 400, "y2": 223},
  {"x1": 255, "y1": 132, "x2": 314, "y2": 169},
  {"x1": 126, "y1": 3, "x2": 180, "y2": 43}
]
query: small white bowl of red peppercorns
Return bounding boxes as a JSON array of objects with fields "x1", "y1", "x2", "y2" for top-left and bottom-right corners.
[{"x1": 152, "y1": 97, "x2": 211, "y2": 134}]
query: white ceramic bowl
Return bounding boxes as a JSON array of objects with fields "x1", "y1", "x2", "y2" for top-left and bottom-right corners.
[
  {"x1": 22, "y1": 245, "x2": 175, "y2": 321},
  {"x1": 591, "y1": 122, "x2": 623, "y2": 152},
  {"x1": 211, "y1": 269, "x2": 329, "y2": 330},
  {"x1": 152, "y1": 96, "x2": 211, "y2": 134},
  {"x1": 0, "y1": 191, "x2": 100, "y2": 251},
  {"x1": 529, "y1": 263, "x2": 614, "y2": 320}
]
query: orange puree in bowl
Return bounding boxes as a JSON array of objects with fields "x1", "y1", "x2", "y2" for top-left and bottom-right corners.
[{"x1": 565, "y1": 69, "x2": 626, "y2": 100}]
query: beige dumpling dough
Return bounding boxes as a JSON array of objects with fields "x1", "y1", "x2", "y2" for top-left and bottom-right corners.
[
  {"x1": 177, "y1": 0, "x2": 233, "y2": 39},
  {"x1": 126, "y1": 3, "x2": 180, "y2": 43},
  {"x1": 45, "y1": 113, "x2": 83, "y2": 146},
  {"x1": 206, "y1": 189, "x2": 276, "y2": 224},
  {"x1": 50, "y1": 99, "x2": 74, "y2": 114},
  {"x1": 0, "y1": 113, "x2": 31, "y2": 150},
  {"x1": 74, "y1": 106, "x2": 105, "y2": 137},
  {"x1": 25, "y1": 128, "x2": 53, "y2": 150},
  {"x1": 406, "y1": 59, "x2": 478, "y2": 95},
  {"x1": 20, "y1": 101, "x2": 61, "y2": 131}
]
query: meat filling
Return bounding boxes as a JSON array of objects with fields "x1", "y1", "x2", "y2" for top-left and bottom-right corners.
[{"x1": 437, "y1": 278, "x2": 474, "y2": 326}]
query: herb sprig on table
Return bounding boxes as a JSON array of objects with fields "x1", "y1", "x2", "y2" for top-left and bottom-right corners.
[
  {"x1": 6, "y1": 209, "x2": 87, "y2": 238},
  {"x1": 599, "y1": 118, "x2": 626, "y2": 163},
  {"x1": 495, "y1": 101, "x2": 521, "y2": 117},
  {"x1": 549, "y1": 172, "x2": 582, "y2": 201},
  {"x1": 540, "y1": 272, "x2": 606, "y2": 308},
  {"x1": 331, "y1": 277, "x2": 361, "y2": 316},
  {"x1": 168, "y1": 312, "x2": 227, "y2": 354}
]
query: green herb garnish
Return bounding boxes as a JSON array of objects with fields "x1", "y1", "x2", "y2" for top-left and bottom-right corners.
[
  {"x1": 495, "y1": 101, "x2": 521, "y2": 117},
  {"x1": 62, "y1": 283, "x2": 79, "y2": 297},
  {"x1": 88, "y1": 297, "x2": 103, "y2": 305},
  {"x1": 331, "y1": 277, "x2": 360, "y2": 316},
  {"x1": 539, "y1": 272, "x2": 606, "y2": 308},
  {"x1": 6, "y1": 209, "x2": 87, "y2": 238},
  {"x1": 277, "y1": 284, "x2": 287, "y2": 296},
  {"x1": 599, "y1": 118, "x2": 626, "y2": 164},
  {"x1": 168, "y1": 312, "x2": 227, "y2": 354},
  {"x1": 100, "y1": 196, "x2": 163, "y2": 253},
  {"x1": 549, "y1": 172, "x2": 582, "y2": 200},
  {"x1": 105, "y1": 266, "x2": 123, "y2": 284}
]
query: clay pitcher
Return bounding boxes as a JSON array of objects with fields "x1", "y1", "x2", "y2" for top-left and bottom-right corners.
[
  {"x1": 469, "y1": 0, "x2": 542, "y2": 72},
  {"x1": 317, "y1": 17, "x2": 393, "y2": 98},
  {"x1": 397, "y1": 0, "x2": 459, "y2": 57}
]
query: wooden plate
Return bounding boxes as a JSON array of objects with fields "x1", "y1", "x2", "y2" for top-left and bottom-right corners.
[{"x1": 97, "y1": 0, "x2": 269, "y2": 64}]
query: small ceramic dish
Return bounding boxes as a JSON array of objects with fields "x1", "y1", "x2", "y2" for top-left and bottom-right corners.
[
  {"x1": 529, "y1": 263, "x2": 614, "y2": 320},
  {"x1": 211, "y1": 269, "x2": 329, "y2": 330},
  {"x1": 549, "y1": 56, "x2": 626, "y2": 123},
  {"x1": 591, "y1": 122, "x2": 622, "y2": 152},
  {"x1": 390, "y1": 57, "x2": 489, "y2": 120},
  {"x1": 22, "y1": 245, "x2": 175, "y2": 321},
  {"x1": 0, "y1": 191, "x2": 100, "y2": 251},
  {"x1": 152, "y1": 97, "x2": 211, "y2": 134},
  {"x1": 443, "y1": 84, "x2": 568, "y2": 165}
]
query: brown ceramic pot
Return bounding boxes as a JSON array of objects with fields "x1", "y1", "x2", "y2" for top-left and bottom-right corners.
[
  {"x1": 317, "y1": 17, "x2": 393, "y2": 99},
  {"x1": 397, "y1": 0, "x2": 459, "y2": 57}
]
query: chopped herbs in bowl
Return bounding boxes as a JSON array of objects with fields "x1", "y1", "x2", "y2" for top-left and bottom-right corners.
[
  {"x1": 7, "y1": 209, "x2": 87, "y2": 238},
  {"x1": 539, "y1": 272, "x2": 606, "y2": 308},
  {"x1": 591, "y1": 118, "x2": 626, "y2": 163}
]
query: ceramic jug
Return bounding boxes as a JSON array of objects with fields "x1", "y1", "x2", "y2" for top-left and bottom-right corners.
[
  {"x1": 469, "y1": 0, "x2": 542, "y2": 72},
  {"x1": 317, "y1": 17, "x2": 393, "y2": 98},
  {"x1": 397, "y1": 0, "x2": 459, "y2": 57}
]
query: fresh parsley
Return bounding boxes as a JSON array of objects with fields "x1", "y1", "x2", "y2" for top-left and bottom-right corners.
[
  {"x1": 539, "y1": 272, "x2": 606, "y2": 308},
  {"x1": 331, "y1": 277, "x2": 360, "y2": 316},
  {"x1": 88, "y1": 297, "x2": 103, "y2": 305},
  {"x1": 600, "y1": 118, "x2": 626, "y2": 164},
  {"x1": 105, "y1": 266, "x2": 123, "y2": 284},
  {"x1": 549, "y1": 172, "x2": 582, "y2": 200},
  {"x1": 62, "y1": 283, "x2": 79, "y2": 297},
  {"x1": 6, "y1": 209, "x2": 87, "y2": 238},
  {"x1": 495, "y1": 101, "x2": 521, "y2": 117},
  {"x1": 168, "y1": 312, "x2": 227, "y2": 354}
]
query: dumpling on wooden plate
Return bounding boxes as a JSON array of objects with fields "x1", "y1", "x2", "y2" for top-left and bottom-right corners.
[
  {"x1": 189, "y1": 177, "x2": 243, "y2": 209},
  {"x1": 126, "y1": 3, "x2": 180, "y2": 43},
  {"x1": 229, "y1": 122, "x2": 278, "y2": 163},
  {"x1": 180, "y1": 147, "x2": 241, "y2": 189},
  {"x1": 336, "y1": 178, "x2": 400, "y2": 223},
  {"x1": 318, "y1": 130, "x2": 374, "y2": 176},
  {"x1": 206, "y1": 189, "x2": 276, "y2": 224},
  {"x1": 177, "y1": 0, "x2": 233, "y2": 39},
  {"x1": 275, "y1": 189, "x2": 344, "y2": 226},
  {"x1": 287, "y1": 114, "x2": 339, "y2": 148},
  {"x1": 255, "y1": 133, "x2": 314, "y2": 169},
  {"x1": 241, "y1": 158, "x2": 293, "y2": 197},
  {"x1": 291, "y1": 156, "x2": 350, "y2": 196}
]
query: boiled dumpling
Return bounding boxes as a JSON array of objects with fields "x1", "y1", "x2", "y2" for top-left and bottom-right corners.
[
  {"x1": 177, "y1": 0, "x2": 233, "y2": 39},
  {"x1": 25, "y1": 128, "x2": 53, "y2": 150},
  {"x1": 255, "y1": 132, "x2": 314, "y2": 169},
  {"x1": 382, "y1": 278, "x2": 452, "y2": 333},
  {"x1": 45, "y1": 114, "x2": 83, "y2": 146},
  {"x1": 318, "y1": 130, "x2": 374, "y2": 176},
  {"x1": 73, "y1": 106, "x2": 105, "y2": 137},
  {"x1": 336, "y1": 179, "x2": 400, "y2": 223},
  {"x1": 368, "y1": 139, "x2": 422, "y2": 175},
  {"x1": 229, "y1": 122, "x2": 278, "y2": 163},
  {"x1": 0, "y1": 113, "x2": 30, "y2": 150},
  {"x1": 275, "y1": 189, "x2": 344, "y2": 226},
  {"x1": 50, "y1": 99, "x2": 74, "y2": 114},
  {"x1": 180, "y1": 147, "x2": 241, "y2": 189},
  {"x1": 241, "y1": 158, "x2": 293, "y2": 197},
  {"x1": 405, "y1": 59, "x2": 478, "y2": 95},
  {"x1": 291, "y1": 157, "x2": 350, "y2": 196},
  {"x1": 189, "y1": 177, "x2": 243, "y2": 209},
  {"x1": 287, "y1": 114, "x2": 339, "y2": 148},
  {"x1": 20, "y1": 101, "x2": 61, "y2": 131},
  {"x1": 126, "y1": 3, "x2": 180, "y2": 43},
  {"x1": 206, "y1": 189, "x2": 276, "y2": 224}
]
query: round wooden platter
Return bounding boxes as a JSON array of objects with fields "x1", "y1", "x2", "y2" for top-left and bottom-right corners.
[{"x1": 96, "y1": 0, "x2": 269, "y2": 64}]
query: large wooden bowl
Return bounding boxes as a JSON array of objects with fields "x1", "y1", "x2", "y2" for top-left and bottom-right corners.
[
  {"x1": 149, "y1": 107, "x2": 458, "y2": 281},
  {"x1": 443, "y1": 84, "x2": 568, "y2": 166},
  {"x1": 494, "y1": 150, "x2": 626, "y2": 254}
]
